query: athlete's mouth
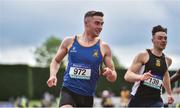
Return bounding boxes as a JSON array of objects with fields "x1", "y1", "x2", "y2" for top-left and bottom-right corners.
[
  {"x1": 161, "y1": 43, "x2": 166, "y2": 46},
  {"x1": 96, "y1": 29, "x2": 102, "y2": 34}
]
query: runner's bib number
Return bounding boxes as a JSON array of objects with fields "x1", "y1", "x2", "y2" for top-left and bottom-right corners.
[
  {"x1": 143, "y1": 75, "x2": 163, "y2": 90},
  {"x1": 69, "y1": 67, "x2": 91, "y2": 80}
]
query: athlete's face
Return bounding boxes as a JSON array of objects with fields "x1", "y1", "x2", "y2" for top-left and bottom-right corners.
[
  {"x1": 152, "y1": 31, "x2": 167, "y2": 51},
  {"x1": 85, "y1": 16, "x2": 104, "y2": 37}
]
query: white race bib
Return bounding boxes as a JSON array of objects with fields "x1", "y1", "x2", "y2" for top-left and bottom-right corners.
[
  {"x1": 143, "y1": 75, "x2": 163, "y2": 90},
  {"x1": 69, "y1": 67, "x2": 91, "y2": 80}
]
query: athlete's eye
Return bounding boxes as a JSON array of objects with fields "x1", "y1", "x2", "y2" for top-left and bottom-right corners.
[
  {"x1": 157, "y1": 36, "x2": 167, "y2": 40},
  {"x1": 94, "y1": 21, "x2": 104, "y2": 26},
  {"x1": 95, "y1": 21, "x2": 100, "y2": 25}
]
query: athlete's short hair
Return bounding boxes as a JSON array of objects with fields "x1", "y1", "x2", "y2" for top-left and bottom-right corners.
[
  {"x1": 152, "y1": 25, "x2": 167, "y2": 35},
  {"x1": 84, "y1": 10, "x2": 104, "y2": 20}
]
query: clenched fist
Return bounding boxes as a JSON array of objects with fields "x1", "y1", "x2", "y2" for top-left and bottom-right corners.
[{"x1": 47, "y1": 76, "x2": 57, "y2": 87}]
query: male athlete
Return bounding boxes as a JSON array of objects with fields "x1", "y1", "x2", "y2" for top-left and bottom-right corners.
[
  {"x1": 124, "y1": 25, "x2": 174, "y2": 107},
  {"x1": 47, "y1": 10, "x2": 117, "y2": 107}
]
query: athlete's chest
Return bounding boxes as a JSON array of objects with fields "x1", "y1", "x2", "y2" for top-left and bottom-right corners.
[
  {"x1": 146, "y1": 56, "x2": 167, "y2": 76},
  {"x1": 69, "y1": 45, "x2": 102, "y2": 64}
]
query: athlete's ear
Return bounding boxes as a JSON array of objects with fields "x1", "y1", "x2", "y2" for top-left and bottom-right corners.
[
  {"x1": 151, "y1": 34, "x2": 156, "y2": 42},
  {"x1": 151, "y1": 36, "x2": 154, "y2": 43},
  {"x1": 84, "y1": 20, "x2": 87, "y2": 24},
  {"x1": 84, "y1": 20, "x2": 88, "y2": 27},
  {"x1": 84, "y1": 17, "x2": 91, "y2": 27}
]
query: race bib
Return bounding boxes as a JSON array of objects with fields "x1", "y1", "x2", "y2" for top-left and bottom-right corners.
[
  {"x1": 69, "y1": 67, "x2": 91, "y2": 80},
  {"x1": 143, "y1": 75, "x2": 163, "y2": 90}
]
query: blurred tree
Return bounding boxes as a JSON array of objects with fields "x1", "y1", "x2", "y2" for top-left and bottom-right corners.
[
  {"x1": 101, "y1": 54, "x2": 124, "y2": 70},
  {"x1": 34, "y1": 36, "x2": 65, "y2": 67},
  {"x1": 112, "y1": 55, "x2": 124, "y2": 69}
]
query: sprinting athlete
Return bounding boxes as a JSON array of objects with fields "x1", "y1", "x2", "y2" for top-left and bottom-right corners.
[
  {"x1": 124, "y1": 25, "x2": 174, "y2": 107},
  {"x1": 47, "y1": 10, "x2": 117, "y2": 108}
]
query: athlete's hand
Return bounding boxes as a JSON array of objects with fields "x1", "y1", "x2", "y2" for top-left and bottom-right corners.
[
  {"x1": 167, "y1": 95, "x2": 174, "y2": 104},
  {"x1": 102, "y1": 67, "x2": 113, "y2": 77},
  {"x1": 140, "y1": 70, "x2": 153, "y2": 81},
  {"x1": 47, "y1": 75, "x2": 57, "y2": 87}
]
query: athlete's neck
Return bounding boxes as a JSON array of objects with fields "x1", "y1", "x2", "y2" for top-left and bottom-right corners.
[
  {"x1": 81, "y1": 32, "x2": 98, "y2": 43},
  {"x1": 151, "y1": 48, "x2": 163, "y2": 57}
]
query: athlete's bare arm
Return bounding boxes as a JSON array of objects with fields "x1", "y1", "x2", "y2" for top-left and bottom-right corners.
[
  {"x1": 124, "y1": 51, "x2": 153, "y2": 82},
  {"x1": 101, "y1": 42, "x2": 117, "y2": 82},
  {"x1": 47, "y1": 37, "x2": 74, "y2": 87},
  {"x1": 171, "y1": 69, "x2": 180, "y2": 83},
  {"x1": 163, "y1": 57, "x2": 174, "y2": 104}
]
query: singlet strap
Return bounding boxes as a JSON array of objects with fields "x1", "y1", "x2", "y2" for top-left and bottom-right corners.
[
  {"x1": 146, "y1": 49, "x2": 164, "y2": 58},
  {"x1": 67, "y1": 36, "x2": 76, "y2": 52},
  {"x1": 74, "y1": 35, "x2": 78, "y2": 42},
  {"x1": 146, "y1": 49, "x2": 152, "y2": 55}
]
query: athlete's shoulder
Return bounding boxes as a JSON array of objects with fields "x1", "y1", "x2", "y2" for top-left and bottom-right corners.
[
  {"x1": 165, "y1": 56, "x2": 172, "y2": 67},
  {"x1": 62, "y1": 36, "x2": 75, "y2": 43},
  {"x1": 99, "y1": 40, "x2": 112, "y2": 57},
  {"x1": 101, "y1": 41, "x2": 110, "y2": 49},
  {"x1": 101, "y1": 41, "x2": 112, "y2": 52},
  {"x1": 138, "y1": 50, "x2": 148, "y2": 57},
  {"x1": 134, "y1": 50, "x2": 149, "y2": 64},
  {"x1": 61, "y1": 36, "x2": 75, "y2": 47},
  {"x1": 165, "y1": 56, "x2": 172, "y2": 61},
  {"x1": 135, "y1": 50, "x2": 149, "y2": 59}
]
